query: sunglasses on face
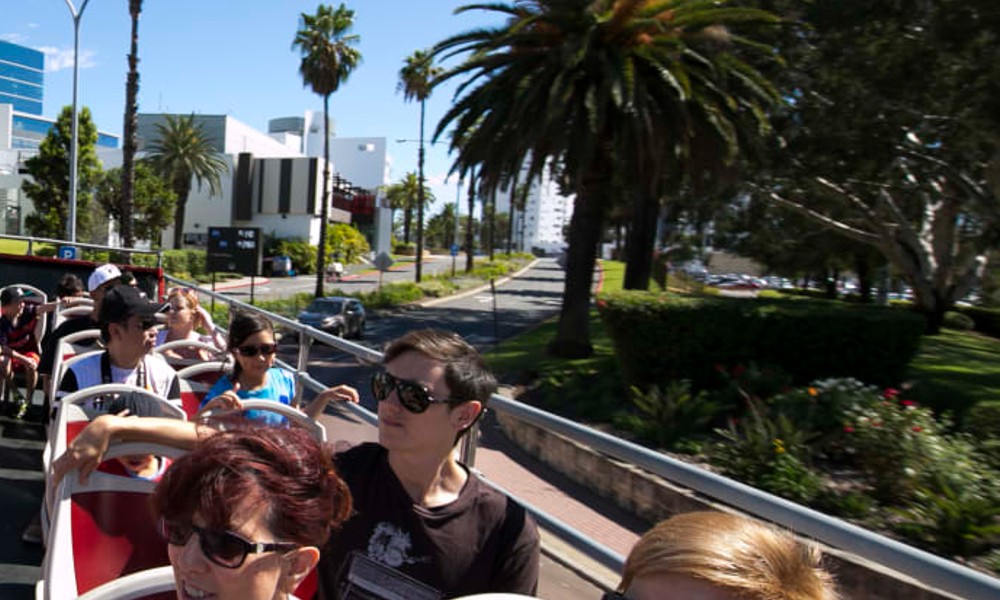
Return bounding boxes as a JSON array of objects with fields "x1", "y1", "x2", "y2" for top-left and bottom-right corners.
[
  {"x1": 371, "y1": 370, "x2": 457, "y2": 414},
  {"x1": 601, "y1": 593, "x2": 629, "y2": 600},
  {"x1": 235, "y1": 343, "x2": 277, "y2": 357},
  {"x1": 158, "y1": 518, "x2": 298, "y2": 569}
]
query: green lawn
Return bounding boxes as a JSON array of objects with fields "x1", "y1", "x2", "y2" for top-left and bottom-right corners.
[{"x1": 906, "y1": 329, "x2": 1000, "y2": 423}]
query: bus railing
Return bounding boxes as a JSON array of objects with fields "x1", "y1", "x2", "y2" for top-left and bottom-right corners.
[
  {"x1": 4, "y1": 233, "x2": 163, "y2": 265},
  {"x1": 166, "y1": 275, "x2": 1000, "y2": 600}
]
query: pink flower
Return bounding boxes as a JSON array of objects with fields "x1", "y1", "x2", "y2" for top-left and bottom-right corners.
[
  {"x1": 882, "y1": 388, "x2": 900, "y2": 399},
  {"x1": 900, "y1": 400, "x2": 916, "y2": 407},
  {"x1": 843, "y1": 426, "x2": 855, "y2": 433},
  {"x1": 912, "y1": 426, "x2": 922, "y2": 432},
  {"x1": 596, "y1": 299, "x2": 608, "y2": 309}
]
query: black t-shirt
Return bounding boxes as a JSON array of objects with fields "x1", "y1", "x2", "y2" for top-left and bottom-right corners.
[
  {"x1": 319, "y1": 442, "x2": 540, "y2": 599},
  {"x1": 38, "y1": 316, "x2": 99, "y2": 376}
]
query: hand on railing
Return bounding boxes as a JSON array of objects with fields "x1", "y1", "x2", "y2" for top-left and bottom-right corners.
[{"x1": 303, "y1": 384, "x2": 360, "y2": 421}]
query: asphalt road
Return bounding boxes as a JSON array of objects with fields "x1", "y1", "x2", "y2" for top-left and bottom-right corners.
[{"x1": 0, "y1": 257, "x2": 596, "y2": 599}]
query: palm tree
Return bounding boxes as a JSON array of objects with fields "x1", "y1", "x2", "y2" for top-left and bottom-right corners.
[
  {"x1": 433, "y1": 0, "x2": 780, "y2": 357},
  {"x1": 119, "y1": 0, "x2": 142, "y2": 251},
  {"x1": 383, "y1": 172, "x2": 434, "y2": 244},
  {"x1": 399, "y1": 49, "x2": 443, "y2": 283},
  {"x1": 293, "y1": 3, "x2": 361, "y2": 298},
  {"x1": 146, "y1": 114, "x2": 228, "y2": 249}
]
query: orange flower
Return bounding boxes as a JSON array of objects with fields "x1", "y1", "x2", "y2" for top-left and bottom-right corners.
[{"x1": 807, "y1": 387, "x2": 818, "y2": 396}]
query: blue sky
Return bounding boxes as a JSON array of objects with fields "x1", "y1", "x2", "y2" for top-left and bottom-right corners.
[{"x1": 2, "y1": 0, "x2": 504, "y2": 215}]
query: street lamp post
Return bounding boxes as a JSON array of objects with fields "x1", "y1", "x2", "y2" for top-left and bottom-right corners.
[{"x1": 63, "y1": 0, "x2": 92, "y2": 244}]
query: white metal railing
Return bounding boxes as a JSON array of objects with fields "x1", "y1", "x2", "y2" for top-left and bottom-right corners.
[{"x1": 164, "y1": 274, "x2": 1000, "y2": 600}]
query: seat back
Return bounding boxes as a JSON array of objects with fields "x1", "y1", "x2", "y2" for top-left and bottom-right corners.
[
  {"x1": 199, "y1": 399, "x2": 327, "y2": 442},
  {"x1": 153, "y1": 339, "x2": 225, "y2": 371},
  {"x1": 42, "y1": 441, "x2": 187, "y2": 600},
  {"x1": 47, "y1": 328, "x2": 102, "y2": 408},
  {"x1": 175, "y1": 361, "x2": 232, "y2": 419},
  {"x1": 52, "y1": 303, "x2": 94, "y2": 330}
]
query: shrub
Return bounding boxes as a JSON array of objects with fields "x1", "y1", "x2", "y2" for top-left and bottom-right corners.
[
  {"x1": 619, "y1": 381, "x2": 722, "y2": 448},
  {"x1": 842, "y1": 395, "x2": 942, "y2": 503},
  {"x1": 598, "y1": 292, "x2": 926, "y2": 390},
  {"x1": 955, "y1": 305, "x2": 1000, "y2": 337},
  {"x1": 942, "y1": 311, "x2": 975, "y2": 331},
  {"x1": 356, "y1": 281, "x2": 423, "y2": 308},
  {"x1": 893, "y1": 482, "x2": 1000, "y2": 558},
  {"x1": 965, "y1": 402, "x2": 1000, "y2": 439},
  {"x1": 394, "y1": 241, "x2": 416, "y2": 256},
  {"x1": 710, "y1": 401, "x2": 821, "y2": 504},
  {"x1": 277, "y1": 239, "x2": 316, "y2": 275}
]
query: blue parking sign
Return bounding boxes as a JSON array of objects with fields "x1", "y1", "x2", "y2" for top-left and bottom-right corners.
[
  {"x1": 58, "y1": 245, "x2": 78, "y2": 260},
  {"x1": 450, "y1": 244, "x2": 459, "y2": 257}
]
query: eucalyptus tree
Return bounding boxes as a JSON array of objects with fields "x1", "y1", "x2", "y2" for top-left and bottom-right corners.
[
  {"x1": 399, "y1": 49, "x2": 443, "y2": 282},
  {"x1": 293, "y1": 3, "x2": 361, "y2": 298},
  {"x1": 145, "y1": 114, "x2": 228, "y2": 249},
  {"x1": 433, "y1": 0, "x2": 781, "y2": 357}
]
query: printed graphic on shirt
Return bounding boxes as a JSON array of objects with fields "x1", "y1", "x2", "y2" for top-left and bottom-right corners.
[{"x1": 365, "y1": 522, "x2": 429, "y2": 569}]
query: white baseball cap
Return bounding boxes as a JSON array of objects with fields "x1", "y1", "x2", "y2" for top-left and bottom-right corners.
[{"x1": 87, "y1": 264, "x2": 123, "y2": 292}]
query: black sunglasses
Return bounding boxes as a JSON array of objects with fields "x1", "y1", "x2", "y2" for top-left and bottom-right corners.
[
  {"x1": 236, "y1": 343, "x2": 278, "y2": 357},
  {"x1": 371, "y1": 370, "x2": 458, "y2": 414},
  {"x1": 601, "y1": 593, "x2": 629, "y2": 600},
  {"x1": 157, "y1": 518, "x2": 298, "y2": 569}
]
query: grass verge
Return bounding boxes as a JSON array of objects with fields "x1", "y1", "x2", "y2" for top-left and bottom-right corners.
[{"x1": 905, "y1": 329, "x2": 1000, "y2": 425}]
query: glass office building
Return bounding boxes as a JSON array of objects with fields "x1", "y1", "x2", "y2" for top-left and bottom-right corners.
[{"x1": 0, "y1": 40, "x2": 44, "y2": 115}]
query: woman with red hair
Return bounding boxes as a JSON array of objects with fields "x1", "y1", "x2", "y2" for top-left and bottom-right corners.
[{"x1": 151, "y1": 425, "x2": 351, "y2": 600}]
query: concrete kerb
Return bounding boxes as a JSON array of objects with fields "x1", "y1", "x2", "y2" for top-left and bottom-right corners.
[{"x1": 417, "y1": 259, "x2": 541, "y2": 308}]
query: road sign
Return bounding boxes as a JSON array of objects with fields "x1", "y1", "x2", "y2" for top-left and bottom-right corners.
[
  {"x1": 207, "y1": 227, "x2": 262, "y2": 276},
  {"x1": 57, "y1": 246, "x2": 78, "y2": 260},
  {"x1": 374, "y1": 251, "x2": 394, "y2": 272},
  {"x1": 450, "y1": 244, "x2": 459, "y2": 257}
]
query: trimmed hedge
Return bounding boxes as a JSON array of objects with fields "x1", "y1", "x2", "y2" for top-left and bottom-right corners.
[
  {"x1": 598, "y1": 291, "x2": 927, "y2": 389},
  {"x1": 955, "y1": 305, "x2": 1000, "y2": 338}
]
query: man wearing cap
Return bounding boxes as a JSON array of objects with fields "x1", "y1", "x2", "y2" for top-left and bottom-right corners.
[
  {"x1": 38, "y1": 264, "x2": 122, "y2": 411},
  {"x1": 57, "y1": 285, "x2": 180, "y2": 411},
  {"x1": 0, "y1": 287, "x2": 66, "y2": 417}
]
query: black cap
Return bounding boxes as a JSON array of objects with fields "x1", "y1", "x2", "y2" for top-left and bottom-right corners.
[
  {"x1": 99, "y1": 286, "x2": 165, "y2": 327},
  {"x1": 1, "y1": 287, "x2": 26, "y2": 306}
]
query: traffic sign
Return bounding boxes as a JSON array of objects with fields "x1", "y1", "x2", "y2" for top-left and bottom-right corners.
[
  {"x1": 450, "y1": 244, "x2": 459, "y2": 257},
  {"x1": 374, "y1": 251, "x2": 394, "y2": 272},
  {"x1": 207, "y1": 227, "x2": 262, "y2": 276},
  {"x1": 58, "y1": 246, "x2": 78, "y2": 260}
]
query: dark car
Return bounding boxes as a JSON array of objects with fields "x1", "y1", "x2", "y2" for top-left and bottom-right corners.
[{"x1": 297, "y1": 297, "x2": 365, "y2": 338}]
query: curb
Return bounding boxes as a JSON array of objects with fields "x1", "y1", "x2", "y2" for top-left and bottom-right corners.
[
  {"x1": 210, "y1": 277, "x2": 272, "y2": 291},
  {"x1": 417, "y1": 259, "x2": 541, "y2": 308}
]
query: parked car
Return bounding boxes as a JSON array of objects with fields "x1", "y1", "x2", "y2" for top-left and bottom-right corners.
[{"x1": 297, "y1": 297, "x2": 365, "y2": 338}]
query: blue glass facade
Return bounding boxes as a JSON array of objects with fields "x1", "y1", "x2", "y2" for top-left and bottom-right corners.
[{"x1": 0, "y1": 40, "x2": 44, "y2": 115}]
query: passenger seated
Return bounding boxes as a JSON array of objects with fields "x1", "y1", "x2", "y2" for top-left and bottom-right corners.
[
  {"x1": 200, "y1": 312, "x2": 302, "y2": 425},
  {"x1": 156, "y1": 287, "x2": 226, "y2": 362},
  {"x1": 608, "y1": 511, "x2": 840, "y2": 600}
]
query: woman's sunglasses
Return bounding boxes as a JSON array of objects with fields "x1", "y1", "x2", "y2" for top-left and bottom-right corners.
[
  {"x1": 235, "y1": 343, "x2": 278, "y2": 357},
  {"x1": 371, "y1": 370, "x2": 459, "y2": 414},
  {"x1": 157, "y1": 518, "x2": 298, "y2": 569}
]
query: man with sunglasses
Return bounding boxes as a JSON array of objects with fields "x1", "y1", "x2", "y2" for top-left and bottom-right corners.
[
  {"x1": 320, "y1": 329, "x2": 540, "y2": 599},
  {"x1": 52, "y1": 329, "x2": 539, "y2": 597},
  {"x1": 57, "y1": 285, "x2": 180, "y2": 410}
]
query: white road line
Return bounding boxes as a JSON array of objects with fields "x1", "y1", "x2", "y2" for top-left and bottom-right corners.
[{"x1": 0, "y1": 468, "x2": 44, "y2": 481}]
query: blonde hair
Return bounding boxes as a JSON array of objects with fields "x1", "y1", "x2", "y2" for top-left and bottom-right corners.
[
  {"x1": 619, "y1": 512, "x2": 839, "y2": 600},
  {"x1": 168, "y1": 287, "x2": 207, "y2": 331}
]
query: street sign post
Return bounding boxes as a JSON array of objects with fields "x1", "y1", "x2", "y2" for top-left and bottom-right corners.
[
  {"x1": 207, "y1": 227, "x2": 263, "y2": 305},
  {"x1": 58, "y1": 246, "x2": 78, "y2": 260},
  {"x1": 373, "y1": 251, "x2": 394, "y2": 290}
]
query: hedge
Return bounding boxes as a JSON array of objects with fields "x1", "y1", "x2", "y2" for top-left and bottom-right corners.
[
  {"x1": 955, "y1": 305, "x2": 1000, "y2": 338},
  {"x1": 598, "y1": 291, "x2": 927, "y2": 390}
]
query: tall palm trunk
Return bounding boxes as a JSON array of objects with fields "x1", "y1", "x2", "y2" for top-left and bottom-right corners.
[
  {"x1": 172, "y1": 175, "x2": 192, "y2": 250},
  {"x1": 487, "y1": 188, "x2": 496, "y2": 261},
  {"x1": 120, "y1": 0, "x2": 142, "y2": 252},
  {"x1": 403, "y1": 207, "x2": 412, "y2": 243},
  {"x1": 506, "y1": 172, "x2": 518, "y2": 254},
  {"x1": 315, "y1": 94, "x2": 331, "y2": 298},
  {"x1": 549, "y1": 153, "x2": 610, "y2": 358},
  {"x1": 465, "y1": 167, "x2": 476, "y2": 273},
  {"x1": 623, "y1": 190, "x2": 659, "y2": 289},
  {"x1": 415, "y1": 100, "x2": 426, "y2": 282}
]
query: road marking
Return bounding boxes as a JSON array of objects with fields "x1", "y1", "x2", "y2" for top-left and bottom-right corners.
[
  {"x1": 474, "y1": 295, "x2": 493, "y2": 303},
  {"x1": 0, "y1": 437, "x2": 45, "y2": 451}
]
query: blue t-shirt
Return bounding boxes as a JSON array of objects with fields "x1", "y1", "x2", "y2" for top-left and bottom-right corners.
[{"x1": 203, "y1": 367, "x2": 295, "y2": 427}]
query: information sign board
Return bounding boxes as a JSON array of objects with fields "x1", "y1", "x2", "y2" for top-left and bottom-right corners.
[{"x1": 207, "y1": 227, "x2": 262, "y2": 276}]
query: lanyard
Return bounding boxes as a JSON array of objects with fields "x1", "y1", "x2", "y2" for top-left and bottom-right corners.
[{"x1": 100, "y1": 352, "x2": 149, "y2": 391}]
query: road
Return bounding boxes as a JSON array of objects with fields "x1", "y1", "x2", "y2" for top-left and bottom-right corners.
[{"x1": 0, "y1": 258, "x2": 616, "y2": 599}]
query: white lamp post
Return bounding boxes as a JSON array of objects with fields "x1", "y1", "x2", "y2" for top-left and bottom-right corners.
[{"x1": 63, "y1": 0, "x2": 92, "y2": 244}]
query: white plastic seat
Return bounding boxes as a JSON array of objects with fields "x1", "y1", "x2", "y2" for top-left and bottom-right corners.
[
  {"x1": 46, "y1": 328, "x2": 102, "y2": 409},
  {"x1": 199, "y1": 399, "x2": 327, "y2": 443},
  {"x1": 51, "y1": 302, "x2": 93, "y2": 330},
  {"x1": 39, "y1": 440, "x2": 188, "y2": 600},
  {"x1": 175, "y1": 360, "x2": 232, "y2": 419},
  {"x1": 153, "y1": 339, "x2": 225, "y2": 370}
]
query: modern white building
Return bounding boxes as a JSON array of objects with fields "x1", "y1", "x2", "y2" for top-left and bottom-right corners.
[{"x1": 498, "y1": 163, "x2": 575, "y2": 255}]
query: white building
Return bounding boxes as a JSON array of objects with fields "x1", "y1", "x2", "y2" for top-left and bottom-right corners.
[{"x1": 498, "y1": 163, "x2": 574, "y2": 255}]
